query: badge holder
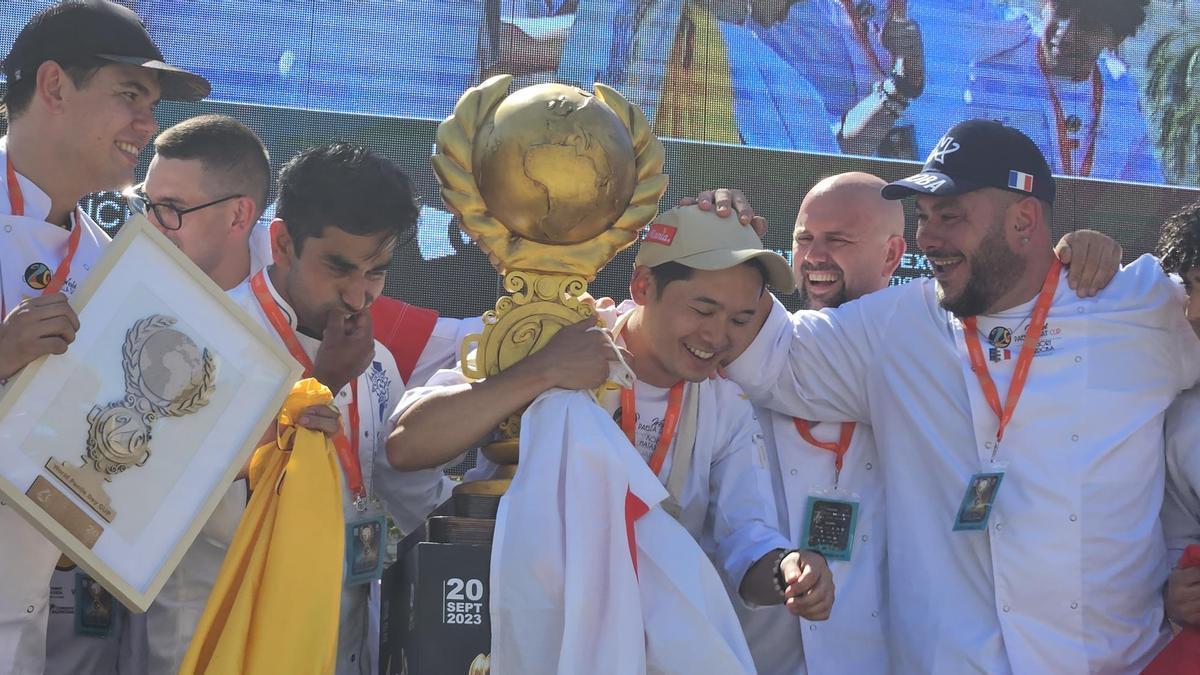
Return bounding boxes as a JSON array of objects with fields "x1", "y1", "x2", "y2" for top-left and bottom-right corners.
[
  {"x1": 799, "y1": 487, "x2": 861, "y2": 562},
  {"x1": 954, "y1": 466, "x2": 1006, "y2": 532},
  {"x1": 74, "y1": 571, "x2": 115, "y2": 637},
  {"x1": 345, "y1": 498, "x2": 387, "y2": 587}
]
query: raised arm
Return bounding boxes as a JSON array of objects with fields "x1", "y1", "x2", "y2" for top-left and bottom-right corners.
[{"x1": 386, "y1": 318, "x2": 620, "y2": 470}]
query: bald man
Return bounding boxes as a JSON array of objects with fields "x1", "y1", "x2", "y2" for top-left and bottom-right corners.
[{"x1": 694, "y1": 177, "x2": 1120, "y2": 674}]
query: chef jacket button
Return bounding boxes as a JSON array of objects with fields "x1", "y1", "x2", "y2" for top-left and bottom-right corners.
[
  {"x1": 790, "y1": 469, "x2": 798, "y2": 476},
  {"x1": 26, "y1": 605, "x2": 34, "y2": 613},
  {"x1": 364, "y1": 430, "x2": 370, "y2": 438},
  {"x1": 994, "y1": 522, "x2": 1003, "y2": 531},
  {"x1": 871, "y1": 610, "x2": 879, "y2": 618},
  {"x1": 1070, "y1": 601, "x2": 1079, "y2": 610},
  {"x1": 3, "y1": 224, "x2": 10, "y2": 233},
  {"x1": 1076, "y1": 307, "x2": 1084, "y2": 314},
  {"x1": 1074, "y1": 356, "x2": 1082, "y2": 363},
  {"x1": 1002, "y1": 605, "x2": 1010, "y2": 613},
  {"x1": 1071, "y1": 434, "x2": 1079, "y2": 442},
  {"x1": 861, "y1": 534, "x2": 869, "y2": 542},
  {"x1": 83, "y1": 264, "x2": 90, "y2": 271},
  {"x1": 1069, "y1": 514, "x2": 1078, "y2": 522},
  {"x1": 808, "y1": 624, "x2": 816, "y2": 631},
  {"x1": 865, "y1": 462, "x2": 873, "y2": 470},
  {"x1": 985, "y1": 441, "x2": 993, "y2": 449}
]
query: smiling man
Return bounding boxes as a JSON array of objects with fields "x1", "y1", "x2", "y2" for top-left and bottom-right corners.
[
  {"x1": 0, "y1": 2, "x2": 209, "y2": 673},
  {"x1": 965, "y1": 0, "x2": 1160, "y2": 182},
  {"x1": 724, "y1": 118, "x2": 1200, "y2": 672},
  {"x1": 388, "y1": 204, "x2": 836, "y2": 628}
]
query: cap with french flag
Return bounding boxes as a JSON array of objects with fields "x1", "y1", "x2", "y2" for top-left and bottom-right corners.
[
  {"x1": 882, "y1": 119, "x2": 1056, "y2": 206},
  {"x1": 1008, "y1": 170, "x2": 1034, "y2": 193}
]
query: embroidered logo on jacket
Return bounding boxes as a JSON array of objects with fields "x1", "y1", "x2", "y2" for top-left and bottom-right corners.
[{"x1": 368, "y1": 361, "x2": 391, "y2": 423}]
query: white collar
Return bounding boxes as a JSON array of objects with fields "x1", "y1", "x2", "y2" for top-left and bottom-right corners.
[
  {"x1": 257, "y1": 266, "x2": 301, "y2": 332},
  {"x1": 0, "y1": 136, "x2": 57, "y2": 222}
]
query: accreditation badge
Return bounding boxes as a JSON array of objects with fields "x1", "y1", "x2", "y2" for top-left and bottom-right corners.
[
  {"x1": 954, "y1": 471, "x2": 1005, "y2": 531},
  {"x1": 800, "y1": 495, "x2": 860, "y2": 561},
  {"x1": 74, "y1": 571, "x2": 115, "y2": 637},
  {"x1": 345, "y1": 512, "x2": 387, "y2": 587}
]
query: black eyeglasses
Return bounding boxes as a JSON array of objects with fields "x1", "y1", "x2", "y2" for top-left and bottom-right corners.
[{"x1": 126, "y1": 186, "x2": 244, "y2": 231}]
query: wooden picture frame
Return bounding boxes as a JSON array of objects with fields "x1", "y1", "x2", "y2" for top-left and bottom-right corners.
[{"x1": 0, "y1": 214, "x2": 301, "y2": 611}]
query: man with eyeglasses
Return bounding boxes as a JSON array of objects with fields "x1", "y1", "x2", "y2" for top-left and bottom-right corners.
[
  {"x1": 40, "y1": 113, "x2": 279, "y2": 675},
  {"x1": 129, "y1": 113, "x2": 273, "y2": 293},
  {"x1": 0, "y1": 2, "x2": 210, "y2": 673}
]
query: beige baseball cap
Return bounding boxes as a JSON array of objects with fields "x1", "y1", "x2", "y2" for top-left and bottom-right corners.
[{"x1": 634, "y1": 205, "x2": 796, "y2": 293}]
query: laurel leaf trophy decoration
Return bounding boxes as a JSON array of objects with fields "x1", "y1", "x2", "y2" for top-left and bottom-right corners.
[
  {"x1": 47, "y1": 314, "x2": 217, "y2": 522},
  {"x1": 432, "y1": 74, "x2": 667, "y2": 494}
]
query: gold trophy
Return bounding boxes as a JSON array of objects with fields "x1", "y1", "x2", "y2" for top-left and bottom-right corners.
[
  {"x1": 432, "y1": 74, "x2": 667, "y2": 495},
  {"x1": 47, "y1": 314, "x2": 217, "y2": 522}
]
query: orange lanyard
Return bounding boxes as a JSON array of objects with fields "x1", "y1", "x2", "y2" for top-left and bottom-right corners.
[
  {"x1": 793, "y1": 418, "x2": 856, "y2": 484},
  {"x1": 2, "y1": 156, "x2": 83, "y2": 317},
  {"x1": 1038, "y1": 49, "x2": 1103, "y2": 177},
  {"x1": 250, "y1": 270, "x2": 366, "y2": 506},
  {"x1": 961, "y1": 260, "x2": 1062, "y2": 452},
  {"x1": 620, "y1": 381, "x2": 685, "y2": 477}
]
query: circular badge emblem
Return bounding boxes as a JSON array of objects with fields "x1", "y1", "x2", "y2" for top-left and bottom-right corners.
[
  {"x1": 987, "y1": 326, "x2": 1013, "y2": 349},
  {"x1": 24, "y1": 262, "x2": 51, "y2": 290}
]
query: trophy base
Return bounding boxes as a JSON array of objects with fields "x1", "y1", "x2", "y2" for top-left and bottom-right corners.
[
  {"x1": 479, "y1": 438, "x2": 519, "y2": 464},
  {"x1": 45, "y1": 459, "x2": 117, "y2": 523},
  {"x1": 454, "y1": 459, "x2": 517, "y2": 497}
]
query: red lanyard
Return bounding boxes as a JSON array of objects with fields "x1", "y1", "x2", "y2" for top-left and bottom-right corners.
[
  {"x1": 961, "y1": 260, "x2": 1062, "y2": 450},
  {"x1": 794, "y1": 419, "x2": 856, "y2": 484},
  {"x1": 839, "y1": 0, "x2": 887, "y2": 76},
  {"x1": 1037, "y1": 49, "x2": 1103, "y2": 177},
  {"x1": 2, "y1": 156, "x2": 83, "y2": 317},
  {"x1": 250, "y1": 270, "x2": 365, "y2": 504},
  {"x1": 620, "y1": 381, "x2": 685, "y2": 477}
]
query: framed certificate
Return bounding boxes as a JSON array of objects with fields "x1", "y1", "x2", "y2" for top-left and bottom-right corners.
[{"x1": 0, "y1": 214, "x2": 301, "y2": 611}]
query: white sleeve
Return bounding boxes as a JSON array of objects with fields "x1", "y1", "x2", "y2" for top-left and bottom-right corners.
[
  {"x1": 372, "y1": 351, "x2": 453, "y2": 533},
  {"x1": 407, "y1": 316, "x2": 486, "y2": 388},
  {"x1": 707, "y1": 392, "x2": 792, "y2": 597},
  {"x1": 1164, "y1": 389, "x2": 1200, "y2": 560},
  {"x1": 726, "y1": 291, "x2": 892, "y2": 424}
]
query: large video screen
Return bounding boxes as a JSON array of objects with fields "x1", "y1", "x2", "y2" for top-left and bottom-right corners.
[{"x1": 3, "y1": 0, "x2": 1200, "y2": 317}]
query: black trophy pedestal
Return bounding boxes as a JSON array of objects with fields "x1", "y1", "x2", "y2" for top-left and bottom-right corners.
[{"x1": 380, "y1": 492, "x2": 500, "y2": 675}]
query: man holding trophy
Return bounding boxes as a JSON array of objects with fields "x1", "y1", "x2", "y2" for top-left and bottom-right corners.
[{"x1": 0, "y1": 2, "x2": 209, "y2": 672}]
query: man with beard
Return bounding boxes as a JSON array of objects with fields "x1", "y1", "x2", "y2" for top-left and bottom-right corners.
[
  {"x1": 965, "y1": 0, "x2": 1162, "y2": 182},
  {"x1": 699, "y1": 173, "x2": 1118, "y2": 674},
  {"x1": 722, "y1": 118, "x2": 1198, "y2": 672}
]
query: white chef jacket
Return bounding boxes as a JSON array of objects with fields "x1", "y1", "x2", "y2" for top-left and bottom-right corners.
[
  {"x1": 139, "y1": 245, "x2": 477, "y2": 673},
  {"x1": 727, "y1": 255, "x2": 1200, "y2": 674},
  {"x1": 1163, "y1": 386, "x2": 1200, "y2": 562},
  {"x1": 224, "y1": 270, "x2": 454, "y2": 675},
  {"x1": 43, "y1": 564, "x2": 145, "y2": 675},
  {"x1": 0, "y1": 137, "x2": 111, "y2": 675},
  {"x1": 393, "y1": 300, "x2": 791, "y2": 593},
  {"x1": 490, "y1": 388, "x2": 755, "y2": 675},
  {"x1": 737, "y1": 412, "x2": 888, "y2": 675},
  {"x1": 49, "y1": 220, "x2": 274, "y2": 675}
]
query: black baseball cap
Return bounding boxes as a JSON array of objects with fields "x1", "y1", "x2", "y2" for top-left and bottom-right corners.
[
  {"x1": 2, "y1": 1, "x2": 210, "y2": 103},
  {"x1": 881, "y1": 119, "x2": 1056, "y2": 206}
]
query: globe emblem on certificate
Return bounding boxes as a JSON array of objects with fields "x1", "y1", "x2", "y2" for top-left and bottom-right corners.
[{"x1": 47, "y1": 314, "x2": 217, "y2": 522}]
